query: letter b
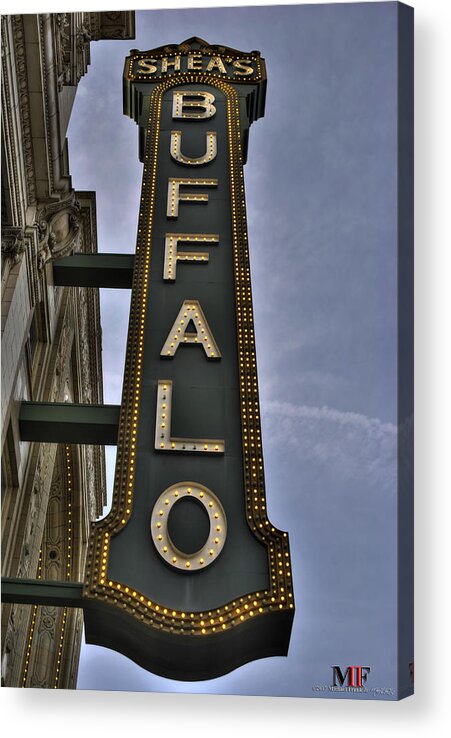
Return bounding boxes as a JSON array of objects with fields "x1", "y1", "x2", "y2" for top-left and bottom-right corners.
[{"x1": 172, "y1": 91, "x2": 216, "y2": 119}]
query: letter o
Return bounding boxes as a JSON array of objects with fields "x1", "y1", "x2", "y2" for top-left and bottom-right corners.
[{"x1": 150, "y1": 482, "x2": 227, "y2": 572}]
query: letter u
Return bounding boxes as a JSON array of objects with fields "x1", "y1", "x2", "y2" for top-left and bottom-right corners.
[{"x1": 170, "y1": 130, "x2": 217, "y2": 166}]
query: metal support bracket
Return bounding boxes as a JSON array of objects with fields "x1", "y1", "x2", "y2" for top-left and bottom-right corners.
[
  {"x1": 52, "y1": 253, "x2": 134, "y2": 288},
  {"x1": 19, "y1": 402, "x2": 120, "y2": 445},
  {"x1": 1, "y1": 577, "x2": 85, "y2": 608}
]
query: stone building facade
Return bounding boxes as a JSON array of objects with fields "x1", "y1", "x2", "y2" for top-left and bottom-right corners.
[{"x1": 1, "y1": 10, "x2": 135, "y2": 688}]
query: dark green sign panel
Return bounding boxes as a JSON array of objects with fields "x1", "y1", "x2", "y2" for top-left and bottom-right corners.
[{"x1": 83, "y1": 38, "x2": 294, "y2": 681}]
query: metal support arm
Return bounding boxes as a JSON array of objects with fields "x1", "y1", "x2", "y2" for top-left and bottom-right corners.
[
  {"x1": 52, "y1": 253, "x2": 134, "y2": 288},
  {"x1": 1, "y1": 577, "x2": 85, "y2": 608},
  {"x1": 19, "y1": 402, "x2": 120, "y2": 445}
]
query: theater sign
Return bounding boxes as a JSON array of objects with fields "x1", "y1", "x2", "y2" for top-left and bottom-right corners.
[{"x1": 83, "y1": 37, "x2": 294, "y2": 680}]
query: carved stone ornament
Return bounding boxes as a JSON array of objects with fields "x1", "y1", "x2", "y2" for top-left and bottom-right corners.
[
  {"x1": 36, "y1": 193, "x2": 81, "y2": 269},
  {"x1": 78, "y1": 24, "x2": 92, "y2": 47},
  {"x1": 9, "y1": 15, "x2": 36, "y2": 204},
  {"x1": 1, "y1": 227, "x2": 26, "y2": 265},
  {"x1": 1, "y1": 610, "x2": 17, "y2": 686},
  {"x1": 55, "y1": 13, "x2": 71, "y2": 90},
  {"x1": 97, "y1": 11, "x2": 132, "y2": 40},
  {"x1": 54, "y1": 14, "x2": 91, "y2": 90}
]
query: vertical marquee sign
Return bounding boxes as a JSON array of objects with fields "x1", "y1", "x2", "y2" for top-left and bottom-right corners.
[{"x1": 83, "y1": 38, "x2": 294, "y2": 680}]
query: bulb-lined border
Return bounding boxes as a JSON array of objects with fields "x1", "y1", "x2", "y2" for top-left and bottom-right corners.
[{"x1": 84, "y1": 74, "x2": 294, "y2": 636}]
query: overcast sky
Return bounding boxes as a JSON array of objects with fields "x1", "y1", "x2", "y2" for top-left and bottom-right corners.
[{"x1": 67, "y1": 2, "x2": 401, "y2": 698}]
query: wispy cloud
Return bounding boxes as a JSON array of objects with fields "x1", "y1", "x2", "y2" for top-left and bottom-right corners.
[{"x1": 261, "y1": 400, "x2": 397, "y2": 492}]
